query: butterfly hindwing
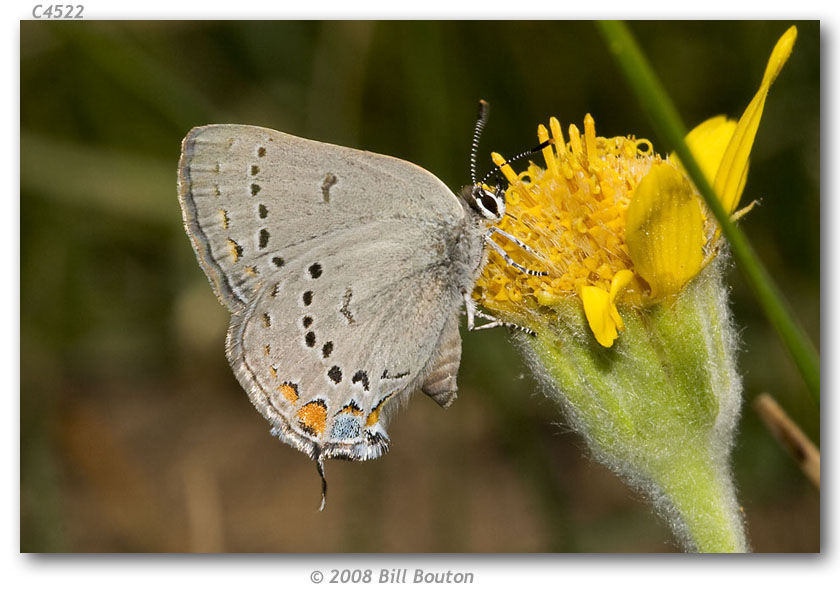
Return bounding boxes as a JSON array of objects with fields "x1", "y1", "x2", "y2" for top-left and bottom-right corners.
[{"x1": 226, "y1": 223, "x2": 464, "y2": 460}]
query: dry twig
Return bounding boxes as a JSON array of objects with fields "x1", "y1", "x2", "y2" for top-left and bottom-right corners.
[{"x1": 754, "y1": 393, "x2": 820, "y2": 489}]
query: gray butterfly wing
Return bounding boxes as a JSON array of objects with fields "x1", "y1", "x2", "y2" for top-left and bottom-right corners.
[
  {"x1": 226, "y1": 226, "x2": 464, "y2": 460},
  {"x1": 178, "y1": 125, "x2": 483, "y2": 461},
  {"x1": 178, "y1": 124, "x2": 466, "y2": 311}
]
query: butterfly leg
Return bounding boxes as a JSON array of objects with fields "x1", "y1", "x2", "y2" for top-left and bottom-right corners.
[
  {"x1": 483, "y1": 235, "x2": 549, "y2": 277},
  {"x1": 461, "y1": 291, "x2": 536, "y2": 336},
  {"x1": 490, "y1": 226, "x2": 545, "y2": 260},
  {"x1": 462, "y1": 291, "x2": 477, "y2": 330},
  {"x1": 472, "y1": 308, "x2": 536, "y2": 336}
]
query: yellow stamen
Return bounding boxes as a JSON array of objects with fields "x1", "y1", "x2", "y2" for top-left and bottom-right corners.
[
  {"x1": 549, "y1": 116, "x2": 566, "y2": 159},
  {"x1": 584, "y1": 113, "x2": 600, "y2": 169},
  {"x1": 568, "y1": 124, "x2": 583, "y2": 156},
  {"x1": 538, "y1": 124, "x2": 556, "y2": 175},
  {"x1": 491, "y1": 152, "x2": 518, "y2": 184},
  {"x1": 731, "y1": 199, "x2": 758, "y2": 223}
]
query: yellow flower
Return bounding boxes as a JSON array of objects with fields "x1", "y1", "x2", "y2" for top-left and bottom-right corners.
[{"x1": 474, "y1": 26, "x2": 797, "y2": 348}]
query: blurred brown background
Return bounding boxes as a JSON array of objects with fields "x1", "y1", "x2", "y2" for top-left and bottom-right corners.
[{"x1": 20, "y1": 21, "x2": 819, "y2": 552}]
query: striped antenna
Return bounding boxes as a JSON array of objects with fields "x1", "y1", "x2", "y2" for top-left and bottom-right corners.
[
  {"x1": 470, "y1": 100, "x2": 491, "y2": 185},
  {"x1": 478, "y1": 139, "x2": 552, "y2": 185}
]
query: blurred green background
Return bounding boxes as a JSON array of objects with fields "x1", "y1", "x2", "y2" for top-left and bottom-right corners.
[{"x1": 20, "y1": 21, "x2": 819, "y2": 552}]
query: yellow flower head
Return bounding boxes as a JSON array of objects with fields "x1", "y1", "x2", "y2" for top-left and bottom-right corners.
[{"x1": 474, "y1": 26, "x2": 797, "y2": 348}]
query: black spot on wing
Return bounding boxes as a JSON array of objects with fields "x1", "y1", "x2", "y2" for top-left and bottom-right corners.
[
  {"x1": 381, "y1": 369, "x2": 409, "y2": 380},
  {"x1": 327, "y1": 366, "x2": 342, "y2": 384},
  {"x1": 321, "y1": 173, "x2": 338, "y2": 202},
  {"x1": 352, "y1": 370, "x2": 370, "y2": 391},
  {"x1": 340, "y1": 288, "x2": 355, "y2": 324}
]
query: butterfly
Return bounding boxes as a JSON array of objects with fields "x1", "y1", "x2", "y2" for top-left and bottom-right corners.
[{"x1": 177, "y1": 102, "x2": 545, "y2": 508}]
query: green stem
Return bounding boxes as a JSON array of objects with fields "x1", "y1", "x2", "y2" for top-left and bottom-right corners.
[
  {"x1": 596, "y1": 20, "x2": 820, "y2": 405},
  {"x1": 655, "y1": 453, "x2": 746, "y2": 552}
]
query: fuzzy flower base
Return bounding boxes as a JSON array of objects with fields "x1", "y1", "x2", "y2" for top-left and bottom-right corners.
[{"x1": 518, "y1": 261, "x2": 746, "y2": 552}]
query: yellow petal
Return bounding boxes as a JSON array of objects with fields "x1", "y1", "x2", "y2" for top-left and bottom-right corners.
[
  {"x1": 581, "y1": 285, "x2": 618, "y2": 347},
  {"x1": 608, "y1": 269, "x2": 634, "y2": 331},
  {"x1": 626, "y1": 163, "x2": 705, "y2": 298},
  {"x1": 713, "y1": 26, "x2": 796, "y2": 214},
  {"x1": 682, "y1": 116, "x2": 738, "y2": 186}
]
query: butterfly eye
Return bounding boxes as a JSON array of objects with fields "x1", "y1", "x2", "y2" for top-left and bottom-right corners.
[{"x1": 472, "y1": 187, "x2": 505, "y2": 221}]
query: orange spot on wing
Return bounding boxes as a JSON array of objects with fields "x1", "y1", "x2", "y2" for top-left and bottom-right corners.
[
  {"x1": 365, "y1": 408, "x2": 381, "y2": 427},
  {"x1": 341, "y1": 403, "x2": 364, "y2": 416},
  {"x1": 365, "y1": 394, "x2": 393, "y2": 427},
  {"x1": 227, "y1": 238, "x2": 242, "y2": 263},
  {"x1": 297, "y1": 401, "x2": 327, "y2": 436},
  {"x1": 278, "y1": 383, "x2": 298, "y2": 403}
]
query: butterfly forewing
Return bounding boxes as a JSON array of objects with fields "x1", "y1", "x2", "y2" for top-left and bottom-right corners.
[{"x1": 179, "y1": 125, "x2": 465, "y2": 307}]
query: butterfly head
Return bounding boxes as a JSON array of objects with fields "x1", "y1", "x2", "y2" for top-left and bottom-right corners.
[{"x1": 461, "y1": 184, "x2": 506, "y2": 223}]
